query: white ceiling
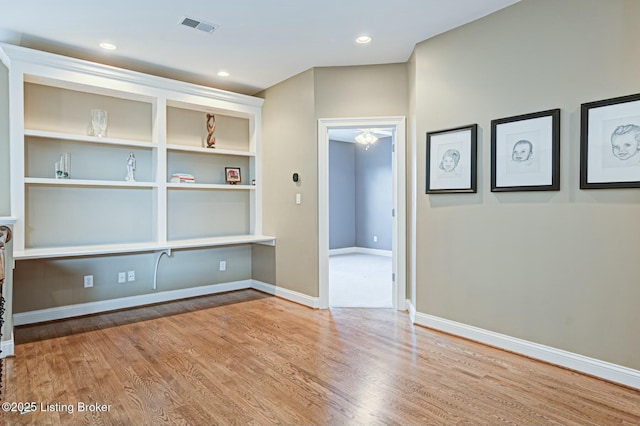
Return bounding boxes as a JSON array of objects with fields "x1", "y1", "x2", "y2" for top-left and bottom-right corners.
[{"x1": 0, "y1": 0, "x2": 519, "y2": 95}]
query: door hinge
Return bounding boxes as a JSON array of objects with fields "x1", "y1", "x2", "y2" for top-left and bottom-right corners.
[
  {"x1": 392, "y1": 208, "x2": 395, "y2": 217},
  {"x1": 392, "y1": 273, "x2": 396, "y2": 282}
]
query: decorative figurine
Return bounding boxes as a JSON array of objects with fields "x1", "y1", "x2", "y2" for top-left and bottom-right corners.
[
  {"x1": 55, "y1": 153, "x2": 70, "y2": 179},
  {"x1": 206, "y1": 113, "x2": 216, "y2": 148},
  {"x1": 125, "y1": 152, "x2": 136, "y2": 182}
]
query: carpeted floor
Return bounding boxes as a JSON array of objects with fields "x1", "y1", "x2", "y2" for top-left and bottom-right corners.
[{"x1": 329, "y1": 252, "x2": 392, "y2": 307}]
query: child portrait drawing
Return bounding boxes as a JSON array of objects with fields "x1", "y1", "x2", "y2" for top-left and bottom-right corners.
[{"x1": 610, "y1": 124, "x2": 640, "y2": 162}]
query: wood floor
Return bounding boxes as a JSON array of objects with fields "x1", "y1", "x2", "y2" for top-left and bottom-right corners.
[{"x1": 2, "y1": 289, "x2": 639, "y2": 425}]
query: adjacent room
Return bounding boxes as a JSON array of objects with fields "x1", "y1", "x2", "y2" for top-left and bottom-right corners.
[
  {"x1": 328, "y1": 128, "x2": 393, "y2": 308},
  {"x1": 1, "y1": 0, "x2": 639, "y2": 424}
]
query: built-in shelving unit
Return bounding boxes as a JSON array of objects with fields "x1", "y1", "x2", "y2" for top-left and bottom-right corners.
[{"x1": 1, "y1": 43, "x2": 272, "y2": 261}]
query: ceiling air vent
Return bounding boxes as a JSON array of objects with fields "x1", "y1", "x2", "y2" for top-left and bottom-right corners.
[{"x1": 179, "y1": 16, "x2": 219, "y2": 34}]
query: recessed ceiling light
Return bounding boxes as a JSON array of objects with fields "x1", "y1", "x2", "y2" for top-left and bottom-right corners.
[
  {"x1": 217, "y1": 71, "x2": 230, "y2": 77},
  {"x1": 99, "y1": 42, "x2": 117, "y2": 50},
  {"x1": 355, "y1": 35, "x2": 372, "y2": 44}
]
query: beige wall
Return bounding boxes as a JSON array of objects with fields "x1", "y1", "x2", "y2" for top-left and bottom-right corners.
[
  {"x1": 314, "y1": 64, "x2": 408, "y2": 118},
  {"x1": 0, "y1": 62, "x2": 9, "y2": 216},
  {"x1": 414, "y1": 0, "x2": 640, "y2": 370},
  {"x1": 258, "y1": 69, "x2": 318, "y2": 295},
  {"x1": 407, "y1": 52, "x2": 417, "y2": 302},
  {"x1": 257, "y1": 64, "x2": 408, "y2": 296}
]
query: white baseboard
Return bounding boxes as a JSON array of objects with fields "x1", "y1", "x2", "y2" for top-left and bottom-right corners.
[
  {"x1": 1, "y1": 333, "x2": 14, "y2": 358},
  {"x1": 414, "y1": 311, "x2": 640, "y2": 390},
  {"x1": 329, "y1": 247, "x2": 392, "y2": 257},
  {"x1": 13, "y1": 280, "x2": 252, "y2": 326},
  {"x1": 251, "y1": 280, "x2": 319, "y2": 309}
]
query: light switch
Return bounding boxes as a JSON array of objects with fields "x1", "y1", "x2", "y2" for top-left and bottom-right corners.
[{"x1": 295, "y1": 193, "x2": 301, "y2": 204}]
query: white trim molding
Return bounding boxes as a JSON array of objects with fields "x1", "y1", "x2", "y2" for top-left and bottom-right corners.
[
  {"x1": 414, "y1": 312, "x2": 640, "y2": 390},
  {"x1": 12, "y1": 280, "x2": 320, "y2": 327},
  {"x1": 1, "y1": 334, "x2": 14, "y2": 358},
  {"x1": 14, "y1": 280, "x2": 252, "y2": 326},
  {"x1": 318, "y1": 116, "x2": 407, "y2": 311},
  {"x1": 251, "y1": 280, "x2": 319, "y2": 309}
]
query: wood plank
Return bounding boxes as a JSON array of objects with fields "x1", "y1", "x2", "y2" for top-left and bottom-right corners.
[{"x1": 2, "y1": 289, "x2": 639, "y2": 425}]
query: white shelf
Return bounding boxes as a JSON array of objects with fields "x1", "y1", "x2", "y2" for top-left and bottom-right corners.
[
  {"x1": 0, "y1": 217, "x2": 17, "y2": 225},
  {"x1": 25, "y1": 129, "x2": 155, "y2": 149},
  {"x1": 25, "y1": 177, "x2": 157, "y2": 188},
  {"x1": 166, "y1": 183, "x2": 255, "y2": 190},
  {"x1": 14, "y1": 235, "x2": 276, "y2": 260},
  {"x1": 169, "y1": 235, "x2": 275, "y2": 249},
  {"x1": 166, "y1": 144, "x2": 255, "y2": 157}
]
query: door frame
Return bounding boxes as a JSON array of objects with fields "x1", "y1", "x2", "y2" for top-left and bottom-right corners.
[{"x1": 318, "y1": 116, "x2": 407, "y2": 310}]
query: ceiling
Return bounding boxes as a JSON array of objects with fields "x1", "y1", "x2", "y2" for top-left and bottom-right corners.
[{"x1": 0, "y1": 1, "x2": 519, "y2": 95}]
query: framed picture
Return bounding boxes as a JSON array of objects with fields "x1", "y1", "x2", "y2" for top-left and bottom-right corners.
[
  {"x1": 580, "y1": 93, "x2": 640, "y2": 189},
  {"x1": 491, "y1": 109, "x2": 560, "y2": 192},
  {"x1": 426, "y1": 124, "x2": 477, "y2": 194},
  {"x1": 225, "y1": 167, "x2": 241, "y2": 184}
]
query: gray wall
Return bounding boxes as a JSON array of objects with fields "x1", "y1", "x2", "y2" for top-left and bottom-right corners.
[
  {"x1": 413, "y1": 0, "x2": 640, "y2": 370},
  {"x1": 355, "y1": 137, "x2": 392, "y2": 250},
  {"x1": 329, "y1": 140, "x2": 356, "y2": 249},
  {"x1": 0, "y1": 62, "x2": 9, "y2": 216},
  {"x1": 329, "y1": 138, "x2": 393, "y2": 251},
  {"x1": 13, "y1": 246, "x2": 252, "y2": 313}
]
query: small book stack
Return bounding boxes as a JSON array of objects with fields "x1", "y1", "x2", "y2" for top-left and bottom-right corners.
[{"x1": 171, "y1": 173, "x2": 195, "y2": 183}]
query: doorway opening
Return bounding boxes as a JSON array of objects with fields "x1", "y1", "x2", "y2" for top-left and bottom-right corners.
[
  {"x1": 328, "y1": 128, "x2": 393, "y2": 307},
  {"x1": 318, "y1": 117, "x2": 406, "y2": 310}
]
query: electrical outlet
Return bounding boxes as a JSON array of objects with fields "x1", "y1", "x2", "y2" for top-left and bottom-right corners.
[
  {"x1": 84, "y1": 275, "x2": 93, "y2": 288},
  {"x1": 219, "y1": 261, "x2": 226, "y2": 271},
  {"x1": 118, "y1": 272, "x2": 126, "y2": 283},
  {"x1": 373, "y1": 235, "x2": 378, "y2": 243},
  {"x1": 127, "y1": 270, "x2": 135, "y2": 282}
]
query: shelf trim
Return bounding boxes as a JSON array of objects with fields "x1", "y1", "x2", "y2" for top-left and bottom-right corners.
[
  {"x1": 166, "y1": 144, "x2": 255, "y2": 157},
  {"x1": 24, "y1": 177, "x2": 158, "y2": 188},
  {"x1": 13, "y1": 235, "x2": 276, "y2": 260},
  {"x1": 25, "y1": 129, "x2": 155, "y2": 149}
]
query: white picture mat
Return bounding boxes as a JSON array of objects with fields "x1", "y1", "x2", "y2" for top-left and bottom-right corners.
[
  {"x1": 429, "y1": 129, "x2": 472, "y2": 190},
  {"x1": 495, "y1": 116, "x2": 553, "y2": 187},
  {"x1": 587, "y1": 99, "x2": 640, "y2": 183}
]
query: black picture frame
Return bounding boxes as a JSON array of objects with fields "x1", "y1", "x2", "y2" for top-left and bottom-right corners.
[
  {"x1": 225, "y1": 167, "x2": 241, "y2": 184},
  {"x1": 580, "y1": 93, "x2": 640, "y2": 189},
  {"x1": 491, "y1": 109, "x2": 560, "y2": 192},
  {"x1": 425, "y1": 124, "x2": 477, "y2": 194}
]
